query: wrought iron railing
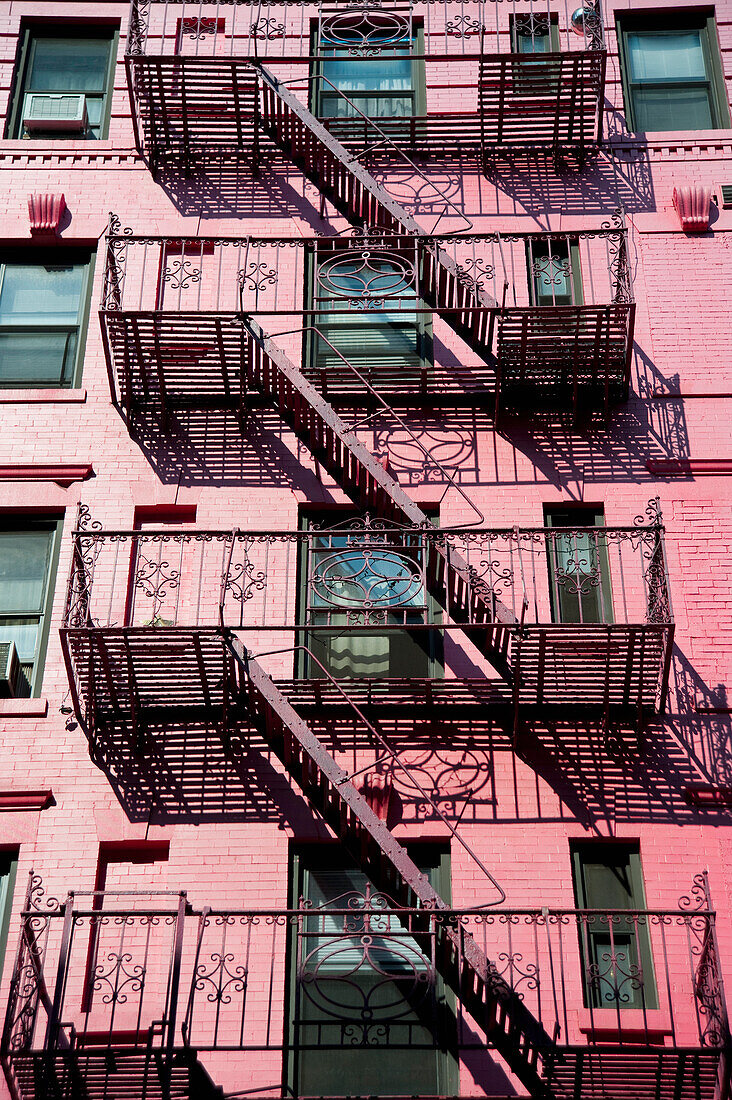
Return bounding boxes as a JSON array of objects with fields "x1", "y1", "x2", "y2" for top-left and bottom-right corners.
[
  {"x1": 2, "y1": 872, "x2": 727, "y2": 1096},
  {"x1": 126, "y1": 0, "x2": 605, "y2": 63},
  {"x1": 63, "y1": 505, "x2": 670, "y2": 642},
  {"x1": 101, "y1": 222, "x2": 632, "y2": 317}
]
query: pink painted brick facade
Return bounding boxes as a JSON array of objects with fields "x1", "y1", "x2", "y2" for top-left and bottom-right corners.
[{"x1": 0, "y1": 1, "x2": 730, "y2": 1097}]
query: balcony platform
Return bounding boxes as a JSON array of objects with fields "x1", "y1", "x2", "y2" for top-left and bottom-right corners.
[
  {"x1": 515, "y1": 623, "x2": 674, "y2": 715},
  {"x1": 494, "y1": 304, "x2": 635, "y2": 420},
  {"x1": 126, "y1": 52, "x2": 605, "y2": 172},
  {"x1": 101, "y1": 310, "x2": 496, "y2": 414},
  {"x1": 62, "y1": 624, "x2": 670, "y2": 744},
  {"x1": 4, "y1": 1048, "x2": 724, "y2": 1100}
]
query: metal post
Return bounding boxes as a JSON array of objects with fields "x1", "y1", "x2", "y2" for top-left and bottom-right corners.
[
  {"x1": 44, "y1": 896, "x2": 74, "y2": 1052},
  {"x1": 165, "y1": 893, "x2": 188, "y2": 1064}
]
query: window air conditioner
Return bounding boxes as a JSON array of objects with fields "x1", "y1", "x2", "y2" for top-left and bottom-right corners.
[
  {"x1": 0, "y1": 642, "x2": 23, "y2": 698},
  {"x1": 22, "y1": 92, "x2": 88, "y2": 133}
]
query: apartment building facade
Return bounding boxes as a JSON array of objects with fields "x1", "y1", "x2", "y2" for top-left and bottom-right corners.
[{"x1": 0, "y1": 0, "x2": 730, "y2": 1097}]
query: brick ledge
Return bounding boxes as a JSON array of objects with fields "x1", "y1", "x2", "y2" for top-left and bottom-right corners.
[{"x1": 0, "y1": 698, "x2": 48, "y2": 718}]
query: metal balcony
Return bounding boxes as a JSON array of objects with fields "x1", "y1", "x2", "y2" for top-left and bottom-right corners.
[
  {"x1": 125, "y1": 0, "x2": 606, "y2": 173},
  {"x1": 61, "y1": 503, "x2": 673, "y2": 743},
  {"x1": 2, "y1": 872, "x2": 728, "y2": 1100},
  {"x1": 100, "y1": 220, "x2": 633, "y2": 420}
]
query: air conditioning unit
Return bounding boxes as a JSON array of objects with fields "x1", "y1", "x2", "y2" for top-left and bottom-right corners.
[
  {"x1": 0, "y1": 642, "x2": 23, "y2": 699},
  {"x1": 22, "y1": 92, "x2": 88, "y2": 133}
]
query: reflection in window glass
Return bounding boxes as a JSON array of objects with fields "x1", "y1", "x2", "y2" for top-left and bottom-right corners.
[
  {"x1": 0, "y1": 260, "x2": 88, "y2": 387},
  {"x1": 0, "y1": 524, "x2": 56, "y2": 696}
]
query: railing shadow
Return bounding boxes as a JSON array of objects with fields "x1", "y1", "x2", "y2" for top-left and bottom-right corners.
[{"x1": 484, "y1": 141, "x2": 654, "y2": 216}]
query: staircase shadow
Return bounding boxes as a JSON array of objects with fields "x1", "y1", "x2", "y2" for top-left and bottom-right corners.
[
  {"x1": 484, "y1": 141, "x2": 655, "y2": 216},
  {"x1": 127, "y1": 406, "x2": 331, "y2": 491}
]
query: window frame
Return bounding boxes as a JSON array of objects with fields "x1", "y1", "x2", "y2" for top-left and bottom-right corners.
[
  {"x1": 616, "y1": 11, "x2": 730, "y2": 133},
  {"x1": 0, "y1": 516, "x2": 63, "y2": 697},
  {"x1": 510, "y1": 13, "x2": 561, "y2": 54},
  {"x1": 310, "y1": 19, "x2": 427, "y2": 121},
  {"x1": 6, "y1": 23, "x2": 118, "y2": 141},
  {"x1": 0, "y1": 852, "x2": 18, "y2": 980},
  {"x1": 285, "y1": 844, "x2": 457, "y2": 1098},
  {"x1": 303, "y1": 243, "x2": 434, "y2": 388},
  {"x1": 0, "y1": 248, "x2": 95, "y2": 390},
  {"x1": 571, "y1": 842, "x2": 658, "y2": 1011},
  {"x1": 295, "y1": 511, "x2": 444, "y2": 681},
  {"x1": 544, "y1": 506, "x2": 614, "y2": 624},
  {"x1": 526, "y1": 236, "x2": 583, "y2": 307}
]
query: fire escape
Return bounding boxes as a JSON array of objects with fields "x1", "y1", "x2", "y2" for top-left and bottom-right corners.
[{"x1": 3, "y1": 3, "x2": 727, "y2": 1100}]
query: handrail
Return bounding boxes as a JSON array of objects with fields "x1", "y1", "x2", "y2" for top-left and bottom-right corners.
[
  {"x1": 232, "y1": 638, "x2": 510, "y2": 903},
  {"x1": 241, "y1": 317, "x2": 485, "y2": 527}
]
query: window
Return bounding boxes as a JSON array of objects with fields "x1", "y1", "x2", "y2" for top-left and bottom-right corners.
[
  {"x1": 299, "y1": 515, "x2": 442, "y2": 680},
  {"x1": 288, "y1": 846, "x2": 456, "y2": 1097},
  {"x1": 0, "y1": 518, "x2": 61, "y2": 697},
  {"x1": 0, "y1": 252, "x2": 93, "y2": 388},
  {"x1": 308, "y1": 246, "x2": 432, "y2": 390},
  {"x1": 511, "y1": 14, "x2": 560, "y2": 53},
  {"x1": 617, "y1": 14, "x2": 729, "y2": 132},
  {"x1": 314, "y1": 13, "x2": 424, "y2": 119},
  {"x1": 544, "y1": 507, "x2": 612, "y2": 624},
  {"x1": 0, "y1": 854, "x2": 18, "y2": 979},
  {"x1": 572, "y1": 844, "x2": 657, "y2": 1010},
  {"x1": 527, "y1": 238, "x2": 582, "y2": 307},
  {"x1": 8, "y1": 26, "x2": 117, "y2": 140}
]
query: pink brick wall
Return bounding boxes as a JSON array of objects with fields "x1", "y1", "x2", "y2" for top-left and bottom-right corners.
[{"x1": 0, "y1": 2, "x2": 730, "y2": 1096}]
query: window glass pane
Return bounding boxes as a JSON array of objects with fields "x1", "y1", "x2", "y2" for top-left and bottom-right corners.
[
  {"x1": 322, "y1": 56, "x2": 412, "y2": 93},
  {"x1": 0, "y1": 332, "x2": 77, "y2": 386},
  {"x1": 632, "y1": 85, "x2": 713, "y2": 131},
  {"x1": 581, "y1": 855, "x2": 635, "y2": 909},
  {"x1": 517, "y1": 30, "x2": 550, "y2": 53},
  {"x1": 627, "y1": 31, "x2": 706, "y2": 82},
  {"x1": 0, "y1": 531, "x2": 52, "y2": 613},
  {"x1": 0, "y1": 264, "x2": 84, "y2": 326},
  {"x1": 529, "y1": 241, "x2": 574, "y2": 306},
  {"x1": 27, "y1": 38, "x2": 110, "y2": 93}
]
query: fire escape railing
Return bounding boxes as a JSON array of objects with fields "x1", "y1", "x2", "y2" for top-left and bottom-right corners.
[
  {"x1": 2, "y1": 872, "x2": 729, "y2": 1100},
  {"x1": 100, "y1": 219, "x2": 634, "y2": 417},
  {"x1": 59, "y1": 503, "x2": 674, "y2": 733},
  {"x1": 124, "y1": 0, "x2": 606, "y2": 171}
]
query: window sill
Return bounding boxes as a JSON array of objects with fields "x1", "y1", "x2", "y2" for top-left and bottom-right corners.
[
  {"x1": 0, "y1": 697, "x2": 48, "y2": 718},
  {"x1": 577, "y1": 1007, "x2": 673, "y2": 1044},
  {"x1": 608, "y1": 128, "x2": 731, "y2": 147},
  {"x1": 0, "y1": 388, "x2": 86, "y2": 404}
]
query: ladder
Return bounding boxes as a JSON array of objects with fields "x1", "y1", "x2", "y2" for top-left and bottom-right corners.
[
  {"x1": 241, "y1": 315, "x2": 515, "y2": 681},
  {"x1": 257, "y1": 63, "x2": 496, "y2": 364},
  {"x1": 227, "y1": 634, "x2": 554, "y2": 1098}
]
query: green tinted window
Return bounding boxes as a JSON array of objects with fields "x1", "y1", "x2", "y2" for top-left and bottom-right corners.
[
  {"x1": 0, "y1": 256, "x2": 90, "y2": 387},
  {"x1": 290, "y1": 847, "x2": 456, "y2": 1096},
  {"x1": 0, "y1": 521, "x2": 59, "y2": 696},
  {"x1": 572, "y1": 844, "x2": 657, "y2": 1010},
  {"x1": 10, "y1": 28, "x2": 116, "y2": 139},
  {"x1": 618, "y1": 16, "x2": 729, "y2": 132}
]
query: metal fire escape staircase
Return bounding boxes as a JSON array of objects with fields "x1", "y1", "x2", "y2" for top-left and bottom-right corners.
[
  {"x1": 226, "y1": 634, "x2": 555, "y2": 1098},
  {"x1": 199, "y1": 60, "x2": 563, "y2": 1096},
  {"x1": 240, "y1": 66, "x2": 514, "y2": 677},
  {"x1": 256, "y1": 64, "x2": 497, "y2": 360},
  {"x1": 217, "y1": 61, "x2": 561, "y2": 1099}
]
